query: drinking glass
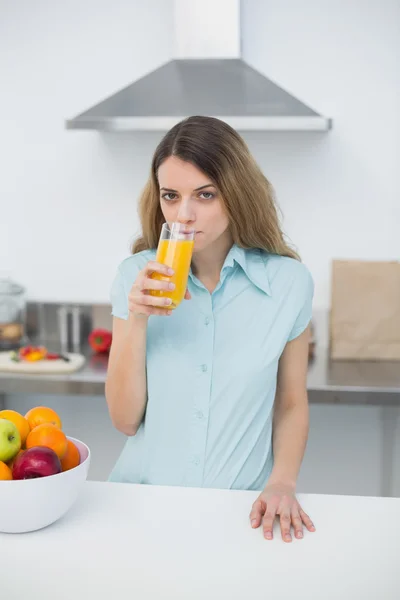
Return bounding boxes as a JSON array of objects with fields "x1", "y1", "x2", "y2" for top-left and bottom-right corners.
[{"x1": 150, "y1": 222, "x2": 195, "y2": 309}]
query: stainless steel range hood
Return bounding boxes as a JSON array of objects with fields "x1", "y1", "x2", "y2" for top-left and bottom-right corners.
[{"x1": 66, "y1": 1, "x2": 332, "y2": 132}]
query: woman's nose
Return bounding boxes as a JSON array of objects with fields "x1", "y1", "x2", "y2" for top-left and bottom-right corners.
[{"x1": 177, "y1": 200, "x2": 195, "y2": 224}]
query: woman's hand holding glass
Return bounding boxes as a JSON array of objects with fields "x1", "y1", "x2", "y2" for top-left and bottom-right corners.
[{"x1": 129, "y1": 262, "x2": 191, "y2": 318}]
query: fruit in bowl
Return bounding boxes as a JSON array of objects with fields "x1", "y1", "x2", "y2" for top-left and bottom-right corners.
[
  {"x1": 0, "y1": 418, "x2": 21, "y2": 462},
  {"x1": 12, "y1": 446, "x2": 62, "y2": 480},
  {"x1": 0, "y1": 409, "x2": 30, "y2": 445},
  {"x1": 0, "y1": 406, "x2": 87, "y2": 479},
  {"x1": 0, "y1": 406, "x2": 90, "y2": 533},
  {"x1": 0, "y1": 461, "x2": 13, "y2": 480},
  {"x1": 26, "y1": 423, "x2": 68, "y2": 459}
]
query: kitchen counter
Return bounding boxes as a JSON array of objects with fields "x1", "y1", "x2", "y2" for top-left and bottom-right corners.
[
  {"x1": 1, "y1": 481, "x2": 399, "y2": 599},
  {"x1": 0, "y1": 344, "x2": 399, "y2": 403}
]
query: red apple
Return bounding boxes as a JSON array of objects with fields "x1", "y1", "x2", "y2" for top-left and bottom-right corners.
[{"x1": 12, "y1": 446, "x2": 62, "y2": 480}]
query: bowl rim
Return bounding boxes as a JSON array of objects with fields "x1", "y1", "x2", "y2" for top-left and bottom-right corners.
[{"x1": 0, "y1": 435, "x2": 90, "y2": 484}]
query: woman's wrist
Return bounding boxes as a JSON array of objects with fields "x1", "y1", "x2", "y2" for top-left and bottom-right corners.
[
  {"x1": 128, "y1": 311, "x2": 149, "y2": 326},
  {"x1": 266, "y1": 473, "x2": 297, "y2": 491}
]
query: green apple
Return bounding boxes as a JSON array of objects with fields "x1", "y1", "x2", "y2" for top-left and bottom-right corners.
[{"x1": 0, "y1": 418, "x2": 21, "y2": 462}]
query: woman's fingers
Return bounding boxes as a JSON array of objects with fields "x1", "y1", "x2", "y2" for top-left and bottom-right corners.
[
  {"x1": 139, "y1": 294, "x2": 172, "y2": 308},
  {"x1": 129, "y1": 290, "x2": 173, "y2": 316},
  {"x1": 262, "y1": 500, "x2": 279, "y2": 540},
  {"x1": 279, "y1": 508, "x2": 293, "y2": 543},
  {"x1": 299, "y1": 508, "x2": 316, "y2": 532},
  {"x1": 127, "y1": 261, "x2": 177, "y2": 318},
  {"x1": 250, "y1": 493, "x2": 314, "y2": 542},
  {"x1": 145, "y1": 261, "x2": 174, "y2": 277},
  {"x1": 291, "y1": 508, "x2": 304, "y2": 539},
  {"x1": 249, "y1": 498, "x2": 265, "y2": 529},
  {"x1": 141, "y1": 277, "x2": 175, "y2": 292},
  {"x1": 128, "y1": 260, "x2": 194, "y2": 317}
]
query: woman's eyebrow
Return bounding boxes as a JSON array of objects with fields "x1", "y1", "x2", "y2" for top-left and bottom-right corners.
[
  {"x1": 194, "y1": 183, "x2": 215, "y2": 191},
  {"x1": 160, "y1": 183, "x2": 215, "y2": 193}
]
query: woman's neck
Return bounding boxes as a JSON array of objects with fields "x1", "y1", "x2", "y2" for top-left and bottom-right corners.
[{"x1": 191, "y1": 231, "x2": 234, "y2": 286}]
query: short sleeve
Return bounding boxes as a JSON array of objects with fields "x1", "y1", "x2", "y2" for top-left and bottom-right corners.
[
  {"x1": 110, "y1": 267, "x2": 129, "y2": 320},
  {"x1": 287, "y1": 266, "x2": 314, "y2": 341}
]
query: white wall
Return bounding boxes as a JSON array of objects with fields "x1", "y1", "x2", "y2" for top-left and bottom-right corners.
[
  {"x1": 241, "y1": 0, "x2": 400, "y2": 312},
  {"x1": 0, "y1": 0, "x2": 173, "y2": 303},
  {"x1": 1, "y1": 0, "x2": 399, "y2": 312}
]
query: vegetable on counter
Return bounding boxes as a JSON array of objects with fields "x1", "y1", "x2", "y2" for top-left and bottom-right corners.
[
  {"x1": 10, "y1": 346, "x2": 70, "y2": 363},
  {"x1": 88, "y1": 329, "x2": 112, "y2": 354},
  {"x1": 16, "y1": 346, "x2": 48, "y2": 362}
]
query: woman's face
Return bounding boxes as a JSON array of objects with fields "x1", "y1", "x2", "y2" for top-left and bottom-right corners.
[{"x1": 157, "y1": 156, "x2": 230, "y2": 253}]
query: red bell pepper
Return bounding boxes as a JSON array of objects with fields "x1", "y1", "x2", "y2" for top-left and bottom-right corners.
[{"x1": 88, "y1": 328, "x2": 112, "y2": 354}]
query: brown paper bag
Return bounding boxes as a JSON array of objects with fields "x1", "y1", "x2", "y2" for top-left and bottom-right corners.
[{"x1": 329, "y1": 260, "x2": 400, "y2": 361}]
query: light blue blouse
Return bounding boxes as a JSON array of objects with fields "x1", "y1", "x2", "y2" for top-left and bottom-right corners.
[{"x1": 108, "y1": 244, "x2": 314, "y2": 491}]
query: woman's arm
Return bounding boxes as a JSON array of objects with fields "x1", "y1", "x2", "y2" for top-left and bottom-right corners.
[
  {"x1": 106, "y1": 260, "x2": 180, "y2": 436},
  {"x1": 105, "y1": 314, "x2": 149, "y2": 436},
  {"x1": 268, "y1": 325, "x2": 311, "y2": 487},
  {"x1": 249, "y1": 326, "x2": 316, "y2": 542}
]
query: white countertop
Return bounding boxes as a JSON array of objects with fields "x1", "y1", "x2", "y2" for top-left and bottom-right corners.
[{"x1": 1, "y1": 481, "x2": 399, "y2": 599}]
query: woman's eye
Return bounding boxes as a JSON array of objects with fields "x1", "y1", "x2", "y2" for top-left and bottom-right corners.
[
  {"x1": 162, "y1": 193, "x2": 177, "y2": 201},
  {"x1": 199, "y1": 192, "x2": 214, "y2": 200}
]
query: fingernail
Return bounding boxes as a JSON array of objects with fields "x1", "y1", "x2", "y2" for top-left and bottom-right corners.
[
  {"x1": 167, "y1": 310, "x2": 172, "y2": 316},
  {"x1": 164, "y1": 298, "x2": 172, "y2": 305},
  {"x1": 251, "y1": 519, "x2": 257, "y2": 527},
  {"x1": 168, "y1": 268, "x2": 174, "y2": 275},
  {"x1": 297, "y1": 531, "x2": 303, "y2": 538},
  {"x1": 285, "y1": 534, "x2": 292, "y2": 542},
  {"x1": 265, "y1": 532, "x2": 272, "y2": 539},
  {"x1": 168, "y1": 282, "x2": 175, "y2": 290}
]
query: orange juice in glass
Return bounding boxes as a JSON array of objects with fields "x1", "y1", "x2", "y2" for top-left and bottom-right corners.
[{"x1": 151, "y1": 222, "x2": 195, "y2": 309}]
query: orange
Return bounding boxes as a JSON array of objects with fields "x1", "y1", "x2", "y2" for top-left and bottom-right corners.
[
  {"x1": 0, "y1": 410, "x2": 30, "y2": 446},
  {"x1": 60, "y1": 440, "x2": 81, "y2": 472},
  {"x1": 25, "y1": 406, "x2": 62, "y2": 430},
  {"x1": 0, "y1": 461, "x2": 12, "y2": 480},
  {"x1": 7, "y1": 449, "x2": 25, "y2": 469},
  {"x1": 26, "y1": 423, "x2": 68, "y2": 459}
]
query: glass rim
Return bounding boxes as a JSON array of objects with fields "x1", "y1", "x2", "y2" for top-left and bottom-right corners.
[{"x1": 162, "y1": 221, "x2": 195, "y2": 234}]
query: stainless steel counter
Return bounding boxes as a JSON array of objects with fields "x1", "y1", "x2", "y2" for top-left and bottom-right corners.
[
  {"x1": 0, "y1": 301, "x2": 398, "y2": 402},
  {"x1": 0, "y1": 345, "x2": 399, "y2": 403},
  {"x1": 307, "y1": 348, "x2": 400, "y2": 397}
]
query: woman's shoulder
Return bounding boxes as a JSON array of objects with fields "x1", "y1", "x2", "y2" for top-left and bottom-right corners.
[
  {"x1": 117, "y1": 249, "x2": 156, "y2": 277},
  {"x1": 259, "y1": 251, "x2": 314, "y2": 292}
]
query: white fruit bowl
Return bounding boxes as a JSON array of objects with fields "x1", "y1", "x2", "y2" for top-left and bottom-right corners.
[{"x1": 0, "y1": 436, "x2": 90, "y2": 534}]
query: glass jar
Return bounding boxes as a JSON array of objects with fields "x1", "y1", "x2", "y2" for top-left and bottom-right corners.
[{"x1": 0, "y1": 279, "x2": 26, "y2": 350}]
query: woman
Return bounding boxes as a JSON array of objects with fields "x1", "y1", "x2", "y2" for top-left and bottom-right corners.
[{"x1": 105, "y1": 116, "x2": 316, "y2": 543}]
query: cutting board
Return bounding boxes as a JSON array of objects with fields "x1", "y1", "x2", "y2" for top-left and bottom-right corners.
[{"x1": 0, "y1": 352, "x2": 86, "y2": 374}]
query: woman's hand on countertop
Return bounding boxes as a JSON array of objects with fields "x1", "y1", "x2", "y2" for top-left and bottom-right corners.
[{"x1": 249, "y1": 481, "x2": 316, "y2": 542}]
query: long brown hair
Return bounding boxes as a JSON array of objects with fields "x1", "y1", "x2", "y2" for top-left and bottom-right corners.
[{"x1": 132, "y1": 116, "x2": 299, "y2": 260}]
